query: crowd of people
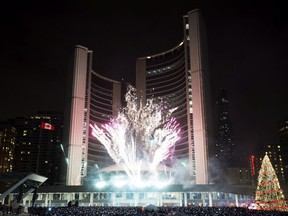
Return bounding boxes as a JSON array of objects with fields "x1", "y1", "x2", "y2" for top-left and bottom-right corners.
[{"x1": 26, "y1": 206, "x2": 288, "y2": 216}]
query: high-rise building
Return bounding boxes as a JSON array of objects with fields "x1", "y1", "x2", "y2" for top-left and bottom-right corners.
[
  {"x1": 278, "y1": 118, "x2": 288, "y2": 184},
  {"x1": 250, "y1": 143, "x2": 285, "y2": 186},
  {"x1": 260, "y1": 144, "x2": 285, "y2": 184},
  {"x1": 215, "y1": 88, "x2": 235, "y2": 167},
  {"x1": 225, "y1": 167, "x2": 252, "y2": 185},
  {"x1": 0, "y1": 121, "x2": 16, "y2": 173},
  {"x1": 136, "y1": 9, "x2": 213, "y2": 184},
  {"x1": 13, "y1": 112, "x2": 63, "y2": 185},
  {"x1": 64, "y1": 45, "x2": 121, "y2": 185}
]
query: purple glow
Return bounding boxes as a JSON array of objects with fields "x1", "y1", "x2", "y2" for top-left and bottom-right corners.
[{"x1": 90, "y1": 85, "x2": 180, "y2": 183}]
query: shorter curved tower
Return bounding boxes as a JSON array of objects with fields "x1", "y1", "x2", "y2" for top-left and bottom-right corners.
[{"x1": 64, "y1": 45, "x2": 121, "y2": 185}]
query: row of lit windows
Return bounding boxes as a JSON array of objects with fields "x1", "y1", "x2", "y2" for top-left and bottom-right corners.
[
  {"x1": 148, "y1": 70, "x2": 186, "y2": 87},
  {"x1": 147, "y1": 59, "x2": 184, "y2": 76}
]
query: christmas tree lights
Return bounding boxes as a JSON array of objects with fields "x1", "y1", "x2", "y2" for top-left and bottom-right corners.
[{"x1": 254, "y1": 153, "x2": 288, "y2": 211}]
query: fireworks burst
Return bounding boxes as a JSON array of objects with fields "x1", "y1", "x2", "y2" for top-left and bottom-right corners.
[{"x1": 90, "y1": 85, "x2": 180, "y2": 183}]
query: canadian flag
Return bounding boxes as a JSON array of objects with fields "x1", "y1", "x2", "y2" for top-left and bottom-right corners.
[{"x1": 41, "y1": 122, "x2": 54, "y2": 131}]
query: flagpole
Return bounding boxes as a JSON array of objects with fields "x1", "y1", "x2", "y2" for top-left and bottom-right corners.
[{"x1": 36, "y1": 125, "x2": 42, "y2": 174}]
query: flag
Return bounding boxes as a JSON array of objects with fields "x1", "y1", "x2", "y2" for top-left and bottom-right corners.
[{"x1": 41, "y1": 122, "x2": 54, "y2": 131}]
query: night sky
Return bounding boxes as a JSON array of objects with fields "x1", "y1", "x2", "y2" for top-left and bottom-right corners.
[{"x1": 1, "y1": 1, "x2": 288, "y2": 155}]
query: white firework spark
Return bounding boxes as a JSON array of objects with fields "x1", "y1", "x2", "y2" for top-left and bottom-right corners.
[{"x1": 90, "y1": 85, "x2": 180, "y2": 183}]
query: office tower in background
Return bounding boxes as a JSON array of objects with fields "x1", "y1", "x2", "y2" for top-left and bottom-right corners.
[
  {"x1": 13, "y1": 112, "x2": 63, "y2": 185},
  {"x1": 278, "y1": 118, "x2": 288, "y2": 184},
  {"x1": 261, "y1": 144, "x2": 285, "y2": 184},
  {"x1": 215, "y1": 88, "x2": 235, "y2": 167},
  {"x1": 0, "y1": 121, "x2": 16, "y2": 173}
]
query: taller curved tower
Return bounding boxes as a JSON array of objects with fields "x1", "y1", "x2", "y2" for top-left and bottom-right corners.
[{"x1": 136, "y1": 9, "x2": 213, "y2": 184}]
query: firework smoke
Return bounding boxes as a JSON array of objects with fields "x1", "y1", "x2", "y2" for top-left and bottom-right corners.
[{"x1": 90, "y1": 85, "x2": 180, "y2": 183}]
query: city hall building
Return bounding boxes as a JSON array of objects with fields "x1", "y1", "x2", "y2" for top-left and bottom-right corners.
[
  {"x1": 65, "y1": 8, "x2": 213, "y2": 187},
  {"x1": 0, "y1": 9, "x2": 257, "y2": 209}
]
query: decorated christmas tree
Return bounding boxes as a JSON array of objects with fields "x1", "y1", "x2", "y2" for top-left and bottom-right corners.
[{"x1": 254, "y1": 152, "x2": 288, "y2": 211}]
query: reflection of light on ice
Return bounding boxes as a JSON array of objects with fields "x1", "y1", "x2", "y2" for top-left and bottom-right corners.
[
  {"x1": 248, "y1": 203, "x2": 258, "y2": 210},
  {"x1": 90, "y1": 85, "x2": 180, "y2": 185},
  {"x1": 94, "y1": 172, "x2": 172, "y2": 189}
]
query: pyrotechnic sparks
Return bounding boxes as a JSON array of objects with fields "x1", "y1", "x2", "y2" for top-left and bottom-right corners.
[{"x1": 90, "y1": 85, "x2": 180, "y2": 183}]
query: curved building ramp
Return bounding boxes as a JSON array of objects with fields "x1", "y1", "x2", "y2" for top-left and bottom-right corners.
[{"x1": 0, "y1": 173, "x2": 47, "y2": 201}]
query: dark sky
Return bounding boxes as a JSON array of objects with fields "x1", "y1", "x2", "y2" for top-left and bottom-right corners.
[{"x1": 1, "y1": 1, "x2": 288, "y2": 154}]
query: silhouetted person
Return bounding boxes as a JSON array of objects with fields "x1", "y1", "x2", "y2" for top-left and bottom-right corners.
[
  {"x1": 67, "y1": 201, "x2": 72, "y2": 207},
  {"x1": 74, "y1": 200, "x2": 79, "y2": 207}
]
